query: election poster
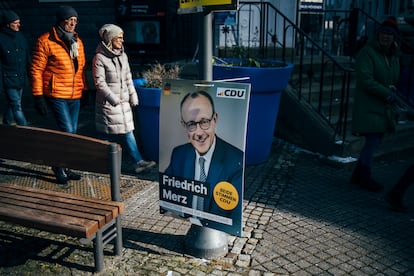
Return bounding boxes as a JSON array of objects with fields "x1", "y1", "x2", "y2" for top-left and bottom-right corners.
[{"x1": 158, "y1": 79, "x2": 250, "y2": 236}]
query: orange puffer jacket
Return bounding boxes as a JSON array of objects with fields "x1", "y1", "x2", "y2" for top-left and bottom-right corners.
[{"x1": 31, "y1": 26, "x2": 86, "y2": 99}]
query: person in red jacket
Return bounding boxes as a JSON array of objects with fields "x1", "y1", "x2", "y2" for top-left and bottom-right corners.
[{"x1": 30, "y1": 6, "x2": 87, "y2": 185}]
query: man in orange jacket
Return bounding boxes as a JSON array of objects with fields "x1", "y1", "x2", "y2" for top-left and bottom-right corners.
[{"x1": 30, "y1": 6, "x2": 87, "y2": 185}]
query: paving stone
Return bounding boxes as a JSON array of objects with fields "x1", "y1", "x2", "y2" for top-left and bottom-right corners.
[{"x1": 1, "y1": 138, "x2": 414, "y2": 275}]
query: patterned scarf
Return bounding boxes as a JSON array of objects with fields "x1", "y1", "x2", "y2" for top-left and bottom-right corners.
[{"x1": 56, "y1": 25, "x2": 79, "y2": 59}]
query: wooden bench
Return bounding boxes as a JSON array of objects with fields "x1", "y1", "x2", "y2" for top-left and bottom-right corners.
[{"x1": 0, "y1": 124, "x2": 124, "y2": 272}]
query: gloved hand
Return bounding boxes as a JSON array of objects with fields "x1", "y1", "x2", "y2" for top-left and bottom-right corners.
[
  {"x1": 386, "y1": 94, "x2": 397, "y2": 104},
  {"x1": 106, "y1": 93, "x2": 120, "y2": 106},
  {"x1": 33, "y1": 95, "x2": 48, "y2": 116},
  {"x1": 387, "y1": 85, "x2": 399, "y2": 104}
]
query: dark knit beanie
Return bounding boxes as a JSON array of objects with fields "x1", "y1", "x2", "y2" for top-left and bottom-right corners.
[
  {"x1": 56, "y1": 6, "x2": 78, "y2": 22},
  {"x1": 2, "y1": 10, "x2": 20, "y2": 25},
  {"x1": 378, "y1": 16, "x2": 399, "y2": 36}
]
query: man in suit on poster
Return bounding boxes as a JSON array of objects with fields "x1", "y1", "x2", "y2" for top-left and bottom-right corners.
[{"x1": 163, "y1": 90, "x2": 243, "y2": 231}]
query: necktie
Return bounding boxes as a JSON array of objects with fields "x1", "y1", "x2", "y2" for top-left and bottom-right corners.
[
  {"x1": 193, "y1": 157, "x2": 206, "y2": 212},
  {"x1": 199, "y1": 157, "x2": 207, "y2": 182}
]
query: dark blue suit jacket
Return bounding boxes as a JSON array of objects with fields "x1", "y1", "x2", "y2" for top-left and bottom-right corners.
[{"x1": 164, "y1": 136, "x2": 243, "y2": 234}]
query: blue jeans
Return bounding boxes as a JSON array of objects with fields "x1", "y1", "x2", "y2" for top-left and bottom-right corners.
[
  {"x1": 3, "y1": 88, "x2": 27, "y2": 126},
  {"x1": 47, "y1": 98, "x2": 80, "y2": 134},
  {"x1": 359, "y1": 133, "x2": 383, "y2": 168},
  {"x1": 100, "y1": 131, "x2": 143, "y2": 163}
]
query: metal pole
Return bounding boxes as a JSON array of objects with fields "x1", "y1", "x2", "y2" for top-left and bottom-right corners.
[
  {"x1": 109, "y1": 143, "x2": 121, "y2": 202},
  {"x1": 185, "y1": 11, "x2": 228, "y2": 259},
  {"x1": 199, "y1": 12, "x2": 213, "y2": 81}
]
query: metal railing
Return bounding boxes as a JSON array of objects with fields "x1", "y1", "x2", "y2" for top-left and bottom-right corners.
[
  {"x1": 213, "y1": 2, "x2": 355, "y2": 145},
  {"x1": 213, "y1": 3, "x2": 414, "y2": 147}
]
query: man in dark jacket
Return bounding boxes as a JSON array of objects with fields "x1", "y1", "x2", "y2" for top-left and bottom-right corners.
[{"x1": 0, "y1": 10, "x2": 29, "y2": 126}]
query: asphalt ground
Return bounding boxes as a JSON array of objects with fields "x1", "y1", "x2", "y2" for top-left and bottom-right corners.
[{"x1": 0, "y1": 91, "x2": 414, "y2": 275}]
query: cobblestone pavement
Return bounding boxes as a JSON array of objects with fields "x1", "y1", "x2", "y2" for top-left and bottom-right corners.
[
  {"x1": 1, "y1": 137, "x2": 414, "y2": 275},
  {"x1": 1, "y1": 93, "x2": 414, "y2": 275}
]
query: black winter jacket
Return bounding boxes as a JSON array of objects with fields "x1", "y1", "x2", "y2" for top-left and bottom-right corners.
[{"x1": 0, "y1": 27, "x2": 30, "y2": 91}]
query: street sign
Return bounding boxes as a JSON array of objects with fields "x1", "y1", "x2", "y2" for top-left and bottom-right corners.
[
  {"x1": 178, "y1": 0, "x2": 238, "y2": 14},
  {"x1": 299, "y1": 0, "x2": 324, "y2": 12}
]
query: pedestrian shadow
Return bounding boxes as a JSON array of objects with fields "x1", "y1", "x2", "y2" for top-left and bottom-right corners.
[
  {"x1": 0, "y1": 229, "x2": 100, "y2": 272},
  {"x1": 122, "y1": 228, "x2": 187, "y2": 255},
  {"x1": 0, "y1": 230, "x2": 49, "y2": 267},
  {"x1": 119, "y1": 155, "x2": 159, "y2": 182},
  {"x1": 0, "y1": 161, "x2": 55, "y2": 183}
]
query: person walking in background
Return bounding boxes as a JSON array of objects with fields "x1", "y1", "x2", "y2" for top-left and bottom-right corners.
[
  {"x1": 92, "y1": 24, "x2": 155, "y2": 174},
  {"x1": 350, "y1": 16, "x2": 401, "y2": 192},
  {"x1": 0, "y1": 10, "x2": 29, "y2": 126},
  {"x1": 30, "y1": 6, "x2": 87, "y2": 185},
  {"x1": 385, "y1": 164, "x2": 414, "y2": 212}
]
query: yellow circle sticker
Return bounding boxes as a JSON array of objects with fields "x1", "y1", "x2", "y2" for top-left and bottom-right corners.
[{"x1": 213, "y1": 181, "x2": 239, "y2": 211}]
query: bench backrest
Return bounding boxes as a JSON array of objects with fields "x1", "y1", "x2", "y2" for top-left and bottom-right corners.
[{"x1": 0, "y1": 125, "x2": 122, "y2": 201}]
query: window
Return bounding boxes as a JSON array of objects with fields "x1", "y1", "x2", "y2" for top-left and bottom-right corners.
[{"x1": 123, "y1": 20, "x2": 161, "y2": 45}]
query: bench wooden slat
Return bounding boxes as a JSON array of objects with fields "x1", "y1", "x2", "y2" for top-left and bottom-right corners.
[
  {"x1": 9, "y1": 184, "x2": 125, "y2": 212},
  {"x1": 0, "y1": 195, "x2": 107, "y2": 228},
  {"x1": 0, "y1": 184, "x2": 125, "y2": 217},
  {"x1": 0, "y1": 203, "x2": 99, "y2": 238},
  {"x1": 0, "y1": 189, "x2": 116, "y2": 224}
]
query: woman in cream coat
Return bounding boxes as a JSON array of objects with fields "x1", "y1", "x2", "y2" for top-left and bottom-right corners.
[{"x1": 92, "y1": 24, "x2": 155, "y2": 174}]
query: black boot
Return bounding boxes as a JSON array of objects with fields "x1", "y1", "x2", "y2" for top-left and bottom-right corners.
[
  {"x1": 356, "y1": 164, "x2": 384, "y2": 192},
  {"x1": 52, "y1": 167, "x2": 68, "y2": 185},
  {"x1": 64, "y1": 168, "x2": 81, "y2": 180},
  {"x1": 385, "y1": 164, "x2": 414, "y2": 212}
]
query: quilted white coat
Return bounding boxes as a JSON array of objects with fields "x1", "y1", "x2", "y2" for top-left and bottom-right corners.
[{"x1": 92, "y1": 42, "x2": 138, "y2": 134}]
